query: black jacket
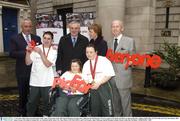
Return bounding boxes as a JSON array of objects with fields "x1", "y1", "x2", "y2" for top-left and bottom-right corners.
[
  {"x1": 56, "y1": 33, "x2": 89, "y2": 74},
  {"x1": 9, "y1": 33, "x2": 41, "y2": 77},
  {"x1": 89, "y1": 36, "x2": 108, "y2": 56}
]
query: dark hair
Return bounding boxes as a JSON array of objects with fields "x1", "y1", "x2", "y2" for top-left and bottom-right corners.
[
  {"x1": 43, "y1": 31, "x2": 54, "y2": 39},
  {"x1": 86, "y1": 43, "x2": 98, "y2": 52},
  {"x1": 70, "y1": 59, "x2": 82, "y2": 73},
  {"x1": 88, "y1": 23, "x2": 102, "y2": 37}
]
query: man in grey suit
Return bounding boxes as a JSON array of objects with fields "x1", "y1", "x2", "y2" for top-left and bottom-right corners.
[{"x1": 108, "y1": 20, "x2": 136, "y2": 116}]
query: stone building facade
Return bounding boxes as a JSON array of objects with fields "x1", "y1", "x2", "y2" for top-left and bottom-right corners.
[
  {"x1": 0, "y1": 0, "x2": 179, "y2": 54},
  {"x1": 35, "y1": 0, "x2": 180, "y2": 54}
]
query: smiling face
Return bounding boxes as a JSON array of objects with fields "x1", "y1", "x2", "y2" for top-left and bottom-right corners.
[
  {"x1": 111, "y1": 20, "x2": 124, "y2": 37},
  {"x1": 71, "y1": 62, "x2": 81, "y2": 73},
  {"x1": 69, "y1": 22, "x2": 80, "y2": 37},
  {"x1": 42, "y1": 34, "x2": 53, "y2": 47},
  {"x1": 89, "y1": 29, "x2": 97, "y2": 40},
  {"x1": 86, "y1": 46, "x2": 97, "y2": 60}
]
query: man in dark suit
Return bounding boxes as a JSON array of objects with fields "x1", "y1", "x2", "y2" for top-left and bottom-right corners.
[
  {"x1": 56, "y1": 21, "x2": 89, "y2": 75},
  {"x1": 9, "y1": 19, "x2": 41, "y2": 116}
]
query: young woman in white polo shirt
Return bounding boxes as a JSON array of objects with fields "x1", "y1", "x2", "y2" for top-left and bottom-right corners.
[
  {"x1": 82, "y1": 44, "x2": 115, "y2": 116},
  {"x1": 51, "y1": 59, "x2": 84, "y2": 116},
  {"x1": 25, "y1": 31, "x2": 57, "y2": 116}
]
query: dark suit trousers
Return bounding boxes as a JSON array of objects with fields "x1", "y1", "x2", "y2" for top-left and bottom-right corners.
[{"x1": 17, "y1": 76, "x2": 30, "y2": 116}]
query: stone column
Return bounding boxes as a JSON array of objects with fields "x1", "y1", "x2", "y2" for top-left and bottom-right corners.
[
  {"x1": 18, "y1": 8, "x2": 24, "y2": 32},
  {"x1": 0, "y1": 5, "x2": 4, "y2": 53},
  {"x1": 125, "y1": 0, "x2": 156, "y2": 53},
  {"x1": 97, "y1": 0, "x2": 125, "y2": 41},
  {"x1": 178, "y1": 22, "x2": 180, "y2": 46}
]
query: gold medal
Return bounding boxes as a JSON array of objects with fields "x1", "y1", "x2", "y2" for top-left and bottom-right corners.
[{"x1": 92, "y1": 79, "x2": 95, "y2": 84}]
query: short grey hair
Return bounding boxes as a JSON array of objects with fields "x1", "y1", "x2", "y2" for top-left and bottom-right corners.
[
  {"x1": 21, "y1": 18, "x2": 32, "y2": 25},
  {"x1": 111, "y1": 20, "x2": 124, "y2": 28}
]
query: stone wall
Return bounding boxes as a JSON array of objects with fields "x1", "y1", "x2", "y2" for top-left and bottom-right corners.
[
  {"x1": 124, "y1": 0, "x2": 156, "y2": 53},
  {"x1": 154, "y1": 0, "x2": 180, "y2": 50},
  {"x1": 36, "y1": 0, "x2": 180, "y2": 53},
  {"x1": 37, "y1": 0, "x2": 53, "y2": 14},
  {"x1": 36, "y1": 0, "x2": 96, "y2": 14}
]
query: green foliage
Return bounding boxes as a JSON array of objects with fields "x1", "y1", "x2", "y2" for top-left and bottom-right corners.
[{"x1": 155, "y1": 41, "x2": 180, "y2": 81}]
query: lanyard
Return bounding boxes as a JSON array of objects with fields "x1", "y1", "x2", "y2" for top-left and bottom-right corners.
[
  {"x1": 90, "y1": 55, "x2": 98, "y2": 81},
  {"x1": 42, "y1": 45, "x2": 51, "y2": 58}
]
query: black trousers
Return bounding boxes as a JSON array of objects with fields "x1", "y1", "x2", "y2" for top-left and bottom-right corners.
[
  {"x1": 90, "y1": 82, "x2": 113, "y2": 116},
  {"x1": 51, "y1": 90, "x2": 82, "y2": 117},
  {"x1": 26, "y1": 86, "x2": 51, "y2": 116},
  {"x1": 17, "y1": 76, "x2": 30, "y2": 116}
]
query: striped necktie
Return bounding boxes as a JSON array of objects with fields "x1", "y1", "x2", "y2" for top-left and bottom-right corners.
[
  {"x1": 73, "y1": 38, "x2": 76, "y2": 47},
  {"x1": 25, "y1": 35, "x2": 30, "y2": 43}
]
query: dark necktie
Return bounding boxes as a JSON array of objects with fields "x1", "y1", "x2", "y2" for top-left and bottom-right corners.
[
  {"x1": 114, "y1": 38, "x2": 118, "y2": 52},
  {"x1": 73, "y1": 38, "x2": 76, "y2": 47}
]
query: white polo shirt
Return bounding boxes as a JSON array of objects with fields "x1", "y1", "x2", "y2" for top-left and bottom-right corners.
[
  {"x1": 61, "y1": 71, "x2": 84, "y2": 95},
  {"x1": 82, "y1": 56, "x2": 115, "y2": 84},
  {"x1": 29, "y1": 45, "x2": 57, "y2": 87}
]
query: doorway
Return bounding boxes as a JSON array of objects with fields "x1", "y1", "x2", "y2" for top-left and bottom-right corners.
[
  {"x1": 2, "y1": 7, "x2": 18, "y2": 52},
  {"x1": 57, "y1": 7, "x2": 73, "y2": 35}
]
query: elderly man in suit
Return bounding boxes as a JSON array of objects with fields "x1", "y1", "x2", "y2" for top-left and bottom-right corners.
[
  {"x1": 108, "y1": 20, "x2": 136, "y2": 116},
  {"x1": 56, "y1": 21, "x2": 89, "y2": 75},
  {"x1": 9, "y1": 19, "x2": 41, "y2": 116}
]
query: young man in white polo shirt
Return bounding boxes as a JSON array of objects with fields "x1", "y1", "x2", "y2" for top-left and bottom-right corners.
[
  {"x1": 82, "y1": 44, "x2": 115, "y2": 116},
  {"x1": 25, "y1": 31, "x2": 57, "y2": 116}
]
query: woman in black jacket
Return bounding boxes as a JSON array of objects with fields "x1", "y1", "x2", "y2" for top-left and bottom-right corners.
[{"x1": 88, "y1": 23, "x2": 108, "y2": 56}]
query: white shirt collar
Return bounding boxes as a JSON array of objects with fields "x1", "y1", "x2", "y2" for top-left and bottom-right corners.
[
  {"x1": 90, "y1": 55, "x2": 98, "y2": 63},
  {"x1": 113, "y1": 34, "x2": 122, "y2": 44},
  {"x1": 22, "y1": 32, "x2": 31, "y2": 41}
]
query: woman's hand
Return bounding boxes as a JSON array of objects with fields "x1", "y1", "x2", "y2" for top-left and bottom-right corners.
[
  {"x1": 26, "y1": 43, "x2": 33, "y2": 53},
  {"x1": 70, "y1": 86, "x2": 76, "y2": 93},
  {"x1": 91, "y1": 82, "x2": 101, "y2": 90},
  {"x1": 33, "y1": 47, "x2": 42, "y2": 55}
]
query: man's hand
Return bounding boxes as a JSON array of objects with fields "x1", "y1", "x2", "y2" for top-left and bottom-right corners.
[{"x1": 26, "y1": 44, "x2": 33, "y2": 53}]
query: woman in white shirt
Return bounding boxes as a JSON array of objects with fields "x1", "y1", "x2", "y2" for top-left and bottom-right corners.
[
  {"x1": 25, "y1": 31, "x2": 57, "y2": 116},
  {"x1": 82, "y1": 44, "x2": 115, "y2": 116},
  {"x1": 52, "y1": 59, "x2": 84, "y2": 116}
]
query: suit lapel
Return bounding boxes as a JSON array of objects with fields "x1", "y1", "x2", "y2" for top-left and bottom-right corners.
[
  {"x1": 20, "y1": 33, "x2": 28, "y2": 45},
  {"x1": 67, "y1": 34, "x2": 74, "y2": 47},
  {"x1": 111, "y1": 39, "x2": 114, "y2": 50},
  {"x1": 76, "y1": 34, "x2": 80, "y2": 46},
  {"x1": 31, "y1": 34, "x2": 34, "y2": 40},
  {"x1": 109, "y1": 39, "x2": 114, "y2": 50}
]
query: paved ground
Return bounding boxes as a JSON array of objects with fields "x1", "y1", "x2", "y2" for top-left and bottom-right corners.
[{"x1": 0, "y1": 88, "x2": 180, "y2": 117}]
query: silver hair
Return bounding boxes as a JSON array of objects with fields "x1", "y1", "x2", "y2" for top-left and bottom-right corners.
[
  {"x1": 68, "y1": 21, "x2": 80, "y2": 28},
  {"x1": 111, "y1": 20, "x2": 124, "y2": 28}
]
